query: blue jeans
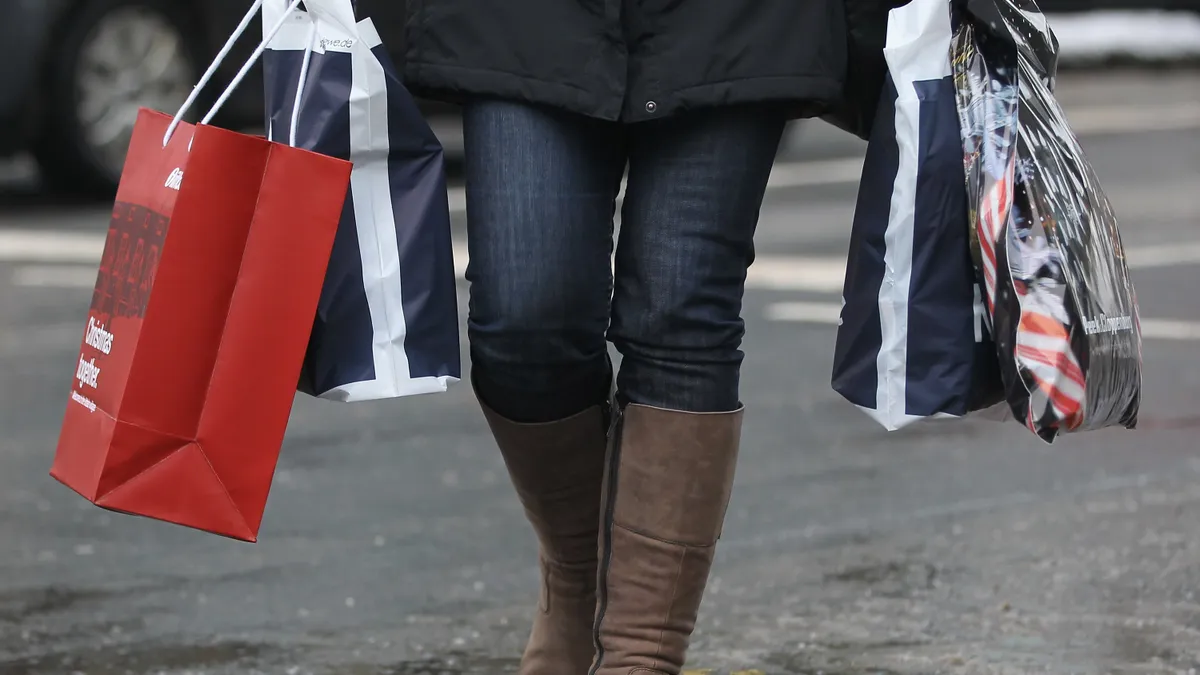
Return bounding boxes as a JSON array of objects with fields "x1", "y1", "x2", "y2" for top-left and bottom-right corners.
[{"x1": 464, "y1": 101, "x2": 786, "y2": 423}]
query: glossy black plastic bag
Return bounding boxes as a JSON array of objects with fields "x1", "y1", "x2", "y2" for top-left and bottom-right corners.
[{"x1": 951, "y1": 0, "x2": 1142, "y2": 442}]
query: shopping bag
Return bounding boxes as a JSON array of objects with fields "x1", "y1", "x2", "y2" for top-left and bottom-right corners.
[
  {"x1": 952, "y1": 0, "x2": 1142, "y2": 442},
  {"x1": 262, "y1": 0, "x2": 461, "y2": 402},
  {"x1": 832, "y1": 0, "x2": 1004, "y2": 429},
  {"x1": 50, "y1": 0, "x2": 353, "y2": 541}
]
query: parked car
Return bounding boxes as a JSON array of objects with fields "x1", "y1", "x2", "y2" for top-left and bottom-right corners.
[{"x1": 0, "y1": 0, "x2": 447, "y2": 194}]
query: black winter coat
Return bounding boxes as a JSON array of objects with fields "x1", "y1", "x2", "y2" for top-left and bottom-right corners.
[
  {"x1": 400, "y1": 0, "x2": 849, "y2": 122},
  {"x1": 822, "y1": 0, "x2": 912, "y2": 139}
]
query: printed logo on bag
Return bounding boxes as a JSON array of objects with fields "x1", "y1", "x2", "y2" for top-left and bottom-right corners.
[
  {"x1": 70, "y1": 389, "x2": 97, "y2": 412},
  {"x1": 164, "y1": 168, "x2": 184, "y2": 191},
  {"x1": 319, "y1": 38, "x2": 355, "y2": 51},
  {"x1": 1084, "y1": 314, "x2": 1134, "y2": 335},
  {"x1": 72, "y1": 318, "x2": 115, "y2": 404},
  {"x1": 91, "y1": 203, "x2": 169, "y2": 320},
  {"x1": 84, "y1": 317, "x2": 115, "y2": 355},
  {"x1": 76, "y1": 355, "x2": 101, "y2": 389}
]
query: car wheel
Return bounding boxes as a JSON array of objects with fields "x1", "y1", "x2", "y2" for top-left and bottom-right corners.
[{"x1": 34, "y1": 0, "x2": 204, "y2": 195}]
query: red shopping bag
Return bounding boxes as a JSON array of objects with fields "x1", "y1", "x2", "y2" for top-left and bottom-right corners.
[{"x1": 50, "y1": 108, "x2": 352, "y2": 541}]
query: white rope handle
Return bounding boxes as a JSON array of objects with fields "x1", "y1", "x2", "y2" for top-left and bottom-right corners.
[
  {"x1": 163, "y1": 0, "x2": 306, "y2": 147},
  {"x1": 289, "y1": 20, "x2": 319, "y2": 148}
]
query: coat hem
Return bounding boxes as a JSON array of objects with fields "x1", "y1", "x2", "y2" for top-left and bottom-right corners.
[
  {"x1": 403, "y1": 62, "x2": 625, "y2": 121},
  {"x1": 404, "y1": 62, "x2": 842, "y2": 122},
  {"x1": 627, "y1": 74, "x2": 844, "y2": 122}
]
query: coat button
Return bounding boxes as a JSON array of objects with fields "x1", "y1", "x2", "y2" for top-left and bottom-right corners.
[{"x1": 645, "y1": 100, "x2": 658, "y2": 113}]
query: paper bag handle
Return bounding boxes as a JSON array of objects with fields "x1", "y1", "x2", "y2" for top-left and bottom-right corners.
[
  {"x1": 163, "y1": 0, "x2": 307, "y2": 147},
  {"x1": 289, "y1": 21, "x2": 319, "y2": 147}
]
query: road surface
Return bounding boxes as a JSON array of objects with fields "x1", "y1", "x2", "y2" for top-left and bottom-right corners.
[{"x1": 1, "y1": 70, "x2": 1199, "y2": 674}]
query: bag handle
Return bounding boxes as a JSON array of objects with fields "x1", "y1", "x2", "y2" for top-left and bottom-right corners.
[
  {"x1": 289, "y1": 20, "x2": 319, "y2": 147},
  {"x1": 163, "y1": 0, "x2": 307, "y2": 147}
]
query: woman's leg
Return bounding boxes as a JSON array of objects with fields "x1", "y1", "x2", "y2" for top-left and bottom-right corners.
[
  {"x1": 462, "y1": 99, "x2": 626, "y2": 675},
  {"x1": 593, "y1": 105, "x2": 787, "y2": 675}
]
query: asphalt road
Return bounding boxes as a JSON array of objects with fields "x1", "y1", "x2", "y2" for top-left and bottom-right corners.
[{"x1": 1, "y1": 70, "x2": 1200, "y2": 675}]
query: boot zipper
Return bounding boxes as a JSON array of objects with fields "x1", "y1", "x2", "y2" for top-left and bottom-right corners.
[{"x1": 589, "y1": 407, "x2": 624, "y2": 675}]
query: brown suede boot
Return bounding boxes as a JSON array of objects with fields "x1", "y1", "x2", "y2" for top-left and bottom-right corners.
[
  {"x1": 590, "y1": 404, "x2": 743, "y2": 675},
  {"x1": 480, "y1": 400, "x2": 610, "y2": 675}
]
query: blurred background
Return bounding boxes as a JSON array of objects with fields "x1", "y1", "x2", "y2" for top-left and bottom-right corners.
[
  {"x1": 0, "y1": 0, "x2": 1198, "y2": 192},
  {"x1": 1, "y1": 1, "x2": 1200, "y2": 674}
]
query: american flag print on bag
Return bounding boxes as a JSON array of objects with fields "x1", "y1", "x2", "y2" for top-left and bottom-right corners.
[{"x1": 953, "y1": 0, "x2": 1141, "y2": 443}]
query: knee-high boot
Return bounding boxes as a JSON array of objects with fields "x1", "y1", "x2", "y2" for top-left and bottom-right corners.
[
  {"x1": 478, "y1": 393, "x2": 611, "y2": 675},
  {"x1": 590, "y1": 403, "x2": 743, "y2": 675}
]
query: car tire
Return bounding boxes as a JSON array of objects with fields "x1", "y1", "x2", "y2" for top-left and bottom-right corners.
[{"x1": 34, "y1": 0, "x2": 205, "y2": 195}]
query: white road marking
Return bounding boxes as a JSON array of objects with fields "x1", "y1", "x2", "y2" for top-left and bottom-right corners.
[
  {"x1": 1068, "y1": 101, "x2": 1200, "y2": 136},
  {"x1": 0, "y1": 229, "x2": 105, "y2": 263},
  {"x1": 1139, "y1": 318, "x2": 1200, "y2": 341},
  {"x1": 766, "y1": 301, "x2": 1200, "y2": 342},
  {"x1": 442, "y1": 98, "x2": 1200, "y2": 208},
  {"x1": 745, "y1": 257, "x2": 847, "y2": 293},
  {"x1": 765, "y1": 157, "x2": 866, "y2": 191},
  {"x1": 443, "y1": 100, "x2": 1200, "y2": 213},
  {"x1": 447, "y1": 157, "x2": 870, "y2": 214},
  {"x1": 9, "y1": 236, "x2": 1200, "y2": 293},
  {"x1": 0, "y1": 93, "x2": 1194, "y2": 254},
  {"x1": 0, "y1": 94, "x2": 1191, "y2": 239},
  {"x1": 2, "y1": 245, "x2": 846, "y2": 292},
  {"x1": 735, "y1": 239, "x2": 1200, "y2": 292},
  {"x1": 0, "y1": 156, "x2": 862, "y2": 231},
  {"x1": 11, "y1": 265, "x2": 98, "y2": 288},
  {"x1": 1125, "y1": 242, "x2": 1200, "y2": 270},
  {"x1": 764, "y1": 301, "x2": 843, "y2": 324}
]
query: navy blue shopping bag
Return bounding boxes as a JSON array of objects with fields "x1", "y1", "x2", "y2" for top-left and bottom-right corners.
[
  {"x1": 832, "y1": 0, "x2": 1003, "y2": 429},
  {"x1": 262, "y1": 0, "x2": 460, "y2": 401}
]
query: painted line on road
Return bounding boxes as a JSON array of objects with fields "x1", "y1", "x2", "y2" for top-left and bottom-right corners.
[
  {"x1": 8, "y1": 267, "x2": 96, "y2": 288},
  {"x1": 8, "y1": 236, "x2": 1200, "y2": 293},
  {"x1": 766, "y1": 301, "x2": 1200, "y2": 342},
  {"x1": 764, "y1": 157, "x2": 865, "y2": 191},
  {"x1": 1138, "y1": 318, "x2": 1200, "y2": 341},
  {"x1": 452, "y1": 101, "x2": 1200, "y2": 211},
  {"x1": 4, "y1": 245, "x2": 845, "y2": 292},
  {"x1": 0, "y1": 98, "x2": 1189, "y2": 247},
  {"x1": 11, "y1": 264, "x2": 99, "y2": 288},
  {"x1": 458, "y1": 238, "x2": 1200, "y2": 292},
  {"x1": 444, "y1": 157, "x2": 869, "y2": 213},
  {"x1": 0, "y1": 229, "x2": 105, "y2": 263},
  {"x1": 764, "y1": 301, "x2": 844, "y2": 325},
  {"x1": 1067, "y1": 101, "x2": 1200, "y2": 136},
  {"x1": 744, "y1": 256, "x2": 847, "y2": 293},
  {"x1": 1122, "y1": 241, "x2": 1200, "y2": 270}
]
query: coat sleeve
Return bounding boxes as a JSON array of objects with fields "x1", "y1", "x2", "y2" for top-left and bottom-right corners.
[{"x1": 821, "y1": 0, "x2": 911, "y2": 140}]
